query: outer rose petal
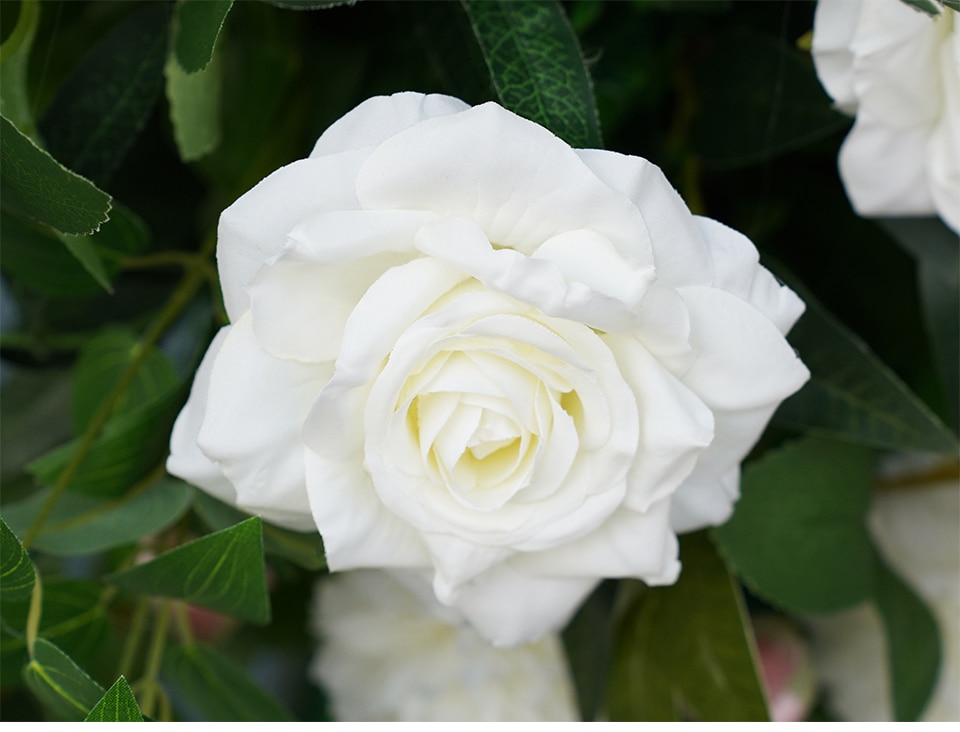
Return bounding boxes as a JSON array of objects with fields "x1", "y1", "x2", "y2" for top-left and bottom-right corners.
[
  {"x1": 196, "y1": 313, "x2": 329, "y2": 531},
  {"x1": 928, "y1": 26, "x2": 960, "y2": 234},
  {"x1": 810, "y1": 0, "x2": 862, "y2": 113},
  {"x1": 217, "y1": 149, "x2": 369, "y2": 321},
  {"x1": 167, "y1": 328, "x2": 237, "y2": 506},
  {"x1": 309, "y1": 92, "x2": 470, "y2": 158},
  {"x1": 357, "y1": 102, "x2": 654, "y2": 260}
]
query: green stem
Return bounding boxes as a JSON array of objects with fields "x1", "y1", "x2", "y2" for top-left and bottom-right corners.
[
  {"x1": 138, "y1": 601, "x2": 171, "y2": 719},
  {"x1": 22, "y1": 257, "x2": 210, "y2": 549},
  {"x1": 118, "y1": 598, "x2": 150, "y2": 679},
  {"x1": 173, "y1": 601, "x2": 195, "y2": 647},
  {"x1": 25, "y1": 570, "x2": 43, "y2": 659}
]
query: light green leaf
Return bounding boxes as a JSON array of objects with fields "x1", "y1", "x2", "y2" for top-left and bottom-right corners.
[
  {"x1": 712, "y1": 437, "x2": 876, "y2": 614},
  {"x1": 84, "y1": 675, "x2": 143, "y2": 722},
  {"x1": 173, "y1": 0, "x2": 233, "y2": 73},
  {"x1": 2, "y1": 480, "x2": 192, "y2": 556},
  {"x1": 23, "y1": 638, "x2": 104, "y2": 721},
  {"x1": 606, "y1": 532, "x2": 769, "y2": 721},
  {"x1": 898, "y1": 0, "x2": 943, "y2": 15},
  {"x1": 462, "y1": 0, "x2": 602, "y2": 149},
  {"x1": 562, "y1": 581, "x2": 616, "y2": 721},
  {"x1": 0, "y1": 115, "x2": 112, "y2": 236},
  {"x1": 165, "y1": 43, "x2": 223, "y2": 161},
  {"x1": 162, "y1": 643, "x2": 294, "y2": 721},
  {"x1": 873, "y1": 552, "x2": 941, "y2": 722},
  {"x1": 0, "y1": 205, "x2": 148, "y2": 297},
  {"x1": 880, "y1": 217, "x2": 959, "y2": 428},
  {"x1": 773, "y1": 277, "x2": 958, "y2": 454},
  {"x1": 106, "y1": 517, "x2": 270, "y2": 624},
  {"x1": 692, "y1": 27, "x2": 848, "y2": 168},
  {"x1": 0, "y1": 0, "x2": 40, "y2": 139},
  {"x1": 38, "y1": 3, "x2": 171, "y2": 186},
  {"x1": 193, "y1": 490, "x2": 325, "y2": 570},
  {"x1": 0, "y1": 516, "x2": 34, "y2": 602},
  {"x1": 71, "y1": 328, "x2": 179, "y2": 432}
]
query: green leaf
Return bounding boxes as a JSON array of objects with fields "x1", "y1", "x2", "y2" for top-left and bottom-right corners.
[
  {"x1": 38, "y1": 2, "x2": 171, "y2": 186},
  {"x1": 773, "y1": 276, "x2": 958, "y2": 454},
  {"x1": 898, "y1": 0, "x2": 943, "y2": 15},
  {"x1": 165, "y1": 43, "x2": 224, "y2": 161},
  {"x1": 23, "y1": 638, "x2": 104, "y2": 721},
  {"x1": 71, "y1": 328, "x2": 179, "y2": 432},
  {"x1": 59, "y1": 233, "x2": 112, "y2": 293},
  {"x1": 106, "y1": 517, "x2": 271, "y2": 624},
  {"x1": 0, "y1": 205, "x2": 147, "y2": 297},
  {"x1": 462, "y1": 0, "x2": 602, "y2": 149},
  {"x1": 173, "y1": 0, "x2": 233, "y2": 73},
  {"x1": 873, "y1": 552, "x2": 941, "y2": 722},
  {"x1": 2, "y1": 579, "x2": 110, "y2": 688},
  {"x1": 28, "y1": 388, "x2": 181, "y2": 498},
  {"x1": 193, "y1": 490, "x2": 326, "y2": 571},
  {"x1": 162, "y1": 643, "x2": 294, "y2": 721},
  {"x1": 84, "y1": 676, "x2": 143, "y2": 722},
  {"x1": 0, "y1": 115, "x2": 112, "y2": 236},
  {"x1": 562, "y1": 581, "x2": 616, "y2": 721},
  {"x1": 879, "y1": 217, "x2": 959, "y2": 428},
  {"x1": 712, "y1": 437, "x2": 876, "y2": 614},
  {"x1": 692, "y1": 27, "x2": 848, "y2": 168},
  {"x1": 606, "y1": 532, "x2": 769, "y2": 721},
  {"x1": 943, "y1": 0, "x2": 960, "y2": 11},
  {"x1": 0, "y1": 0, "x2": 40, "y2": 139},
  {"x1": 2, "y1": 480, "x2": 192, "y2": 556},
  {"x1": 0, "y1": 516, "x2": 34, "y2": 602},
  {"x1": 259, "y1": 0, "x2": 357, "y2": 9}
]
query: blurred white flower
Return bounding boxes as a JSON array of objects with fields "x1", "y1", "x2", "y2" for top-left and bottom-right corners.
[
  {"x1": 811, "y1": 0, "x2": 960, "y2": 233},
  {"x1": 309, "y1": 569, "x2": 579, "y2": 721},
  {"x1": 807, "y1": 456, "x2": 960, "y2": 721}
]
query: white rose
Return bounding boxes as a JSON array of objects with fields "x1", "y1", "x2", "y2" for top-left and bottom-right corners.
[
  {"x1": 309, "y1": 569, "x2": 579, "y2": 721},
  {"x1": 807, "y1": 457, "x2": 960, "y2": 721},
  {"x1": 811, "y1": 0, "x2": 960, "y2": 233},
  {"x1": 167, "y1": 92, "x2": 809, "y2": 645}
]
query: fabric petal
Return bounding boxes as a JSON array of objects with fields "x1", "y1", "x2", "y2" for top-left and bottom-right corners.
[
  {"x1": 575, "y1": 148, "x2": 712, "y2": 288},
  {"x1": 679, "y1": 286, "x2": 810, "y2": 411},
  {"x1": 837, "y1": 111, "x2": 936, "y2": 219},
  {"x1": 694, "y1": 216, "x2": 806, "y2": 334},
  {"x1": 451, "y1": 563, "x2": 599, "y2": 647},
  {"x1": 303, "y1": 448, "x2": 431, "y2": 570},
  {"x1": 196, "y1": 313, "x2": 330, "y2": 531},
  {"x1": 167, "y1": 327, "x2": 237, "y2": 507},
  {"x1": 217, "y1": 149, "x2": 369, "y2": 321},
  {"x1": 357, "y1": 102, "x2": 653, "y2": 260},
  {"x1": 310, "y1": 92, "x2": 470, "y2": 158}
]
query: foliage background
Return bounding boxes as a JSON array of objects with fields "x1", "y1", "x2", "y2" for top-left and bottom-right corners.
[{"x1": 1, "y1": 0, "x2": 957, "y2": 722}]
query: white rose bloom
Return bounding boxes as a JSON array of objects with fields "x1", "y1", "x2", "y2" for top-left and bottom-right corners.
[
  {"x1": 167, "y1": 92, "x2": 809, "y2": 646},
  {"x1": 309, "y1": 569, "x2": 579, "y2": 721},
  {"x1": 808, "y1": 458, "x2": 960, "y2": 721},
  {"x1": 811, "y1": 0, "x2": 960, "y2": 233}
]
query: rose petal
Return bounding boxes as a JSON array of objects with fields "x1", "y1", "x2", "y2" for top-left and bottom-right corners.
[
  {"x1": 303, "y1": 448, "x2": 431, "y2": 570},
  {"x1": 679, "y1": 286, "x2": 810, "y2": 411},
  {"x1": 811, "y1": 0, "x2": 864, "y2": 114},
  {"x1": 838, "y1": 110, "x2": 936, "y2": 219},
  {"x1": 575, "y1": 148, "x2": 712, "y2": 288},
  {"x1": 217, "y1": 149, "x2": 370, "y2": 321},
  {"x1": 451, "y1": 563, "x2": 598, "y2": 647},
  {"x1": 517, "y1": 497, "x2": 680, "y2": 585},
  {"x1": 196, "y1": 313, "x2": 330, "y2": 530},
  {"x1": 603, "y1": 332, "x2": 714, "y2": 512},
  {"x1": 694, "y1": 216, "x2": 806, "y2": 335},
  {"x1": 415, "y1": 217, "x2": 650, "y2": 333},
  {"x1": 310, "y1": 92, "x2": 470, "y2": 158},
  {"x1": 357, "y1": 102, "x2": 653, "y2": 260},
  {"x1": 167, "y1": 327, "x2": 238, "y2": 506}
]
